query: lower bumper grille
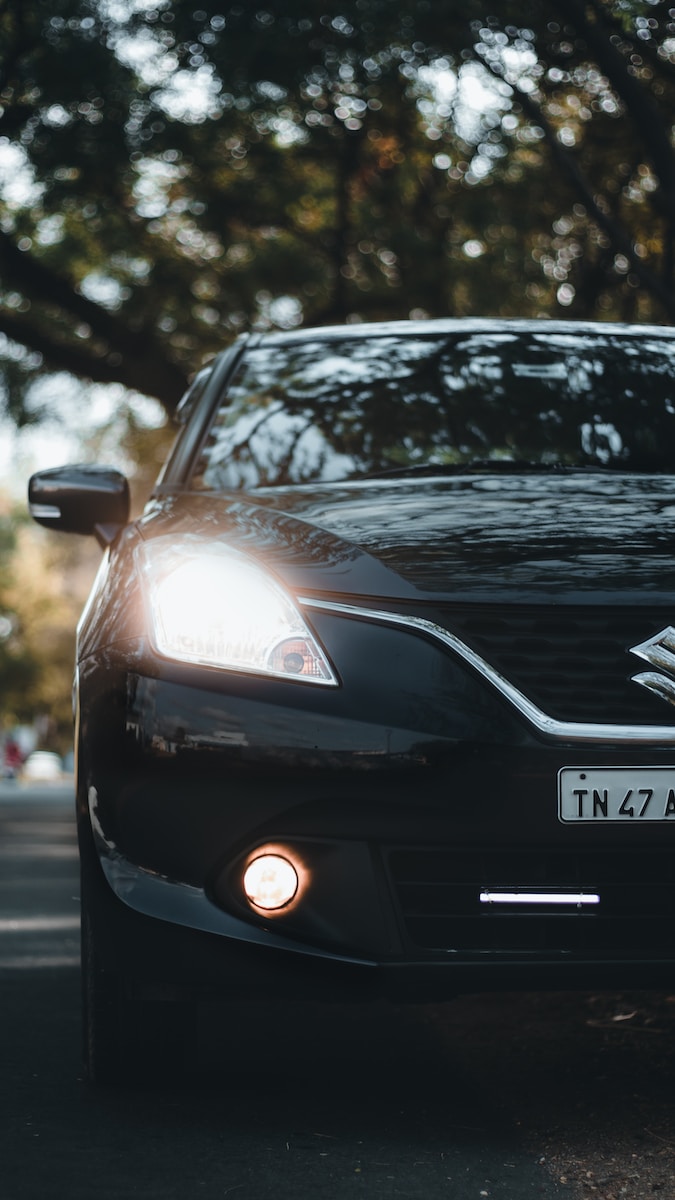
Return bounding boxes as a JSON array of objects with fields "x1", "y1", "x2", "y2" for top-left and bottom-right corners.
[{"x1": 387, "y1": 847, "x2": 675, "y2": 959}]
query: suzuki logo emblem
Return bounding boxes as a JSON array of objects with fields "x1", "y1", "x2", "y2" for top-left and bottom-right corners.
[{"x1": 629, "y1": 627, "x2": 675, "y2": 707}]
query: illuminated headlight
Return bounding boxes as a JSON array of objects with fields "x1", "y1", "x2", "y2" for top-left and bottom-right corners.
[{"x1": 138, "y1": 538, "x2": 337, "y2": 685}]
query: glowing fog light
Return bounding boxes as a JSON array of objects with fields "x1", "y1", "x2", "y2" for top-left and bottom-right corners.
[{"x1": 243, "y1": 854, "x2": 299, "y2": 910}]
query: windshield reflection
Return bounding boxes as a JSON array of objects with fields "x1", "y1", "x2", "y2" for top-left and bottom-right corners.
[{"x1": 192, "y1": 331, "x2": 675, "y2": 489}]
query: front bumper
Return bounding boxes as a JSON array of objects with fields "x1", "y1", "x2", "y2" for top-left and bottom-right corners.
[{"x1": 77, "y1": 621, "x2": 675, "y2": 996}]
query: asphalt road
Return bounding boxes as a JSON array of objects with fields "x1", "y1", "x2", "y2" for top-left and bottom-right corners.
[{"x1": 2, "y1": 786, "x2": 675, "y2": 1200}]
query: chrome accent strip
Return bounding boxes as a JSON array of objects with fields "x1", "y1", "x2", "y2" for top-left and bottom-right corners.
[
  {"x1": 479, "y1": 891, "x2": 600, "y2": 907},
  {"x1": 301, "y1": 597, "x2": 675, "y2": 746},
  {"x1": 29, "y1": 503, "x2": 61, "y2": 520}
]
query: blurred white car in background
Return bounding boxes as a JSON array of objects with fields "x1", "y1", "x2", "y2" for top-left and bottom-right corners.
[{"x1": 20, "y1": 751, "x2": 64, "y2": 784}]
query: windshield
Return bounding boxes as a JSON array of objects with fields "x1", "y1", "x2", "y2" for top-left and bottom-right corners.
[{"x1": 191, "y1": 330, "x2": 675, "y2": 489}]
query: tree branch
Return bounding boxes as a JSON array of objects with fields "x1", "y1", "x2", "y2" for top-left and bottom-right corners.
[
  {"x1": 0, "y1": 309, "x2": 122, "y2": 383},
  {"x1": 0, "y1": 308, "x2": 189, "y2": 411},
  {"x1": 553, "y1": 0, "x2": 675, "y2": 202},
  {"x1": 581, "y1": 0, "x2": 675, "y2": 86},
  {"x1": 0, "y1": 230, "x2": 143, "y2": 351}
]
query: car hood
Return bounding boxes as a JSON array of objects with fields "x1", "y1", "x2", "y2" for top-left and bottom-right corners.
[{"x1": 141, "y1": 473, "x2": 675, "y2": 605}]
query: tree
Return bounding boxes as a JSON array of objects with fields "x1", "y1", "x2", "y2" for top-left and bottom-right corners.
[
  {"x1": 465, "y1": 0, "x2": 675, "y2": 320},
  {"x1": 1, "y1": 0, "x2": 674, "y2": 422},
  {"x1": 0, "y1": 500, "x2": 38, "y2": 726},
  {"x1": 0, "y1": 484, "x2": 109, "y2": 748}
]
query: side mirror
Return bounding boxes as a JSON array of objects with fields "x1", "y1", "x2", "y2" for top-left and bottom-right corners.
[{"x1": 28, "y1": 465, "x2": 130, "y2": 548}]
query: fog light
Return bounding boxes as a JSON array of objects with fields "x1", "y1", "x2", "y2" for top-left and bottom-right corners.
[{"x1": 243, "y1": 854, "x2": 298, "y2": 910}]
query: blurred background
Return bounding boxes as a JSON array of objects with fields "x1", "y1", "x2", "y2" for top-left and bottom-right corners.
[{"x1": 1, "y1": 0, "x2": 673, "y2": 764}]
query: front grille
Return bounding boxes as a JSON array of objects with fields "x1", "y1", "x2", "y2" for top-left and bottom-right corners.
[
  {"x1": 430, "y1": 605, "x2": 675, "y2": 725},
  {"x1": 388, "y1": 847, "x2": 675, "y2": 960}
]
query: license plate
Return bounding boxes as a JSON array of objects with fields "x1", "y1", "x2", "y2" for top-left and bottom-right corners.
[{"x1": 558, "y1": 767, "x2": 675, "y2": 822}]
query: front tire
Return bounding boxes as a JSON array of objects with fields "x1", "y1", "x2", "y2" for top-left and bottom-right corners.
[
  {"x1": 81, "y1": 896, "x2": 124, "y2": 1084},
  {"x1": 80, "y1": 840, "x2": 194, "y2": 1085}
]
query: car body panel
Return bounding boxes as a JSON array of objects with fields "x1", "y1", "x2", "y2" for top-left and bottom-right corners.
[
  {"x1": 30, "y1": 319, "x2": 675, "y2": 1023},
  {"x1": 135, "y1": 473, "x2": 675, "y2": 604}
]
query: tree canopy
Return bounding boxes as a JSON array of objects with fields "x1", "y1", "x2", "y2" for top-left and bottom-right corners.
[
  {"x1": 1, "y1": 0, "x2": 674, "y2": 421},
  {"x1": 0, "y1": 495, "x2": 88, "y2": 744}
]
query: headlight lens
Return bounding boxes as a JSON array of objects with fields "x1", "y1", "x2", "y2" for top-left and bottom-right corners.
[{"x1": 138, "y1": 538, "x2": 337, "y2": 685}]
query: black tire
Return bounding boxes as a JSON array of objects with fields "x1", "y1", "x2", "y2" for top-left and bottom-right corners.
[
  {"x1": 81, "y1": 895, "x2": 123, "y2": 1084},
  {"x1": 80, "y1": 851, "x2": 195, "y2": 1085}
]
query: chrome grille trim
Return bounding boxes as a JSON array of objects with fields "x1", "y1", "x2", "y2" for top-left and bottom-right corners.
[{"x1": 300, "y1": 597, "x2": 675, "y2": 746}]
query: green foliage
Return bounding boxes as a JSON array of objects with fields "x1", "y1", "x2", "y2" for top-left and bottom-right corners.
[
  {"x1": 0, "y1": 503, "x2": 40, "y2": 727},
  {"x1": 0, "y1": 499, "x2": 99, "y2": 743},
  {"x1": 0, "y1": 0, "x2": 674, "y2": 418}
]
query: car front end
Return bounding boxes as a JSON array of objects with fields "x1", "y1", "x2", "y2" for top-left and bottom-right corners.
[{"x1": 28, "y1": 318, "x2": 675, "y2": 1079}]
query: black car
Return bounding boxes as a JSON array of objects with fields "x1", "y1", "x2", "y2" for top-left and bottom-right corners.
[{"x1": 28, "y1": 318, "x2": 675, "y2": 1082}]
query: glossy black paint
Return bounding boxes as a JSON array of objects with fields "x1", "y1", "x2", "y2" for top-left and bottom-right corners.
[
  {"x1": 138, "y1": 473, "x2": 675, "y2": 604},
  {"x1": 29, "y1": 464, "x2": 129, "y2": 546},
  {"x1": 77, "y1": 633, "x2": 675, "y2": 993},
  {"x1": 30, "y1": 319, "x2": 675, "y2": 1020}
]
